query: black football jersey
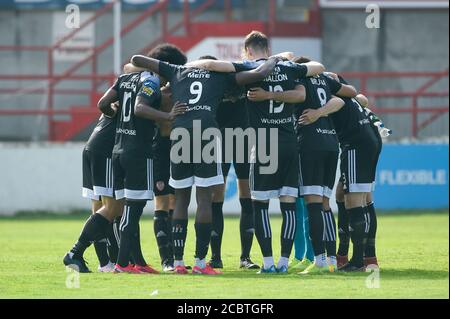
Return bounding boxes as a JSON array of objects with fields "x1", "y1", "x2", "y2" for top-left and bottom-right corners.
[
  {"x1": 112, "y1": 71, "x2": 161, "y2": 157},
  {"x1": 329, "y1": 75, "x2": 379, "y2": 145},
  {"x1": 158, "y1": 61, "x2": 237, "y2": 129},
  {"x1": 234, "y1": 60, "x2": 308, "y2": 143},
  {"x1": 216, "y1": 84, "x2": 248, "y2": 129},
  {"x1": 330, "y1": 96, "x2": 378, "y2": 146},
  {"x1": 85, "y1": 114, "x2": 117, "y2": 155},
  {"x1": 296, "y1": 74, "x2": 341, "y2": 152}
]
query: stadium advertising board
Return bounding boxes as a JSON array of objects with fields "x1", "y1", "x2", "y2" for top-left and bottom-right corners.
[
  {"x1": 374, "y1": 144, "x2": 449, "y2": 210},
  {"x1": 0, "y1": 144, "x2": 448, "y2": 215},
  {"x1": 222, "y1": 144, "x2": 449, "y2": 212}
]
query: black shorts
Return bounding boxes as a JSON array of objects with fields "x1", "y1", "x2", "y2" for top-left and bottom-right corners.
[
  {"x1": 299, "y1": 150, "x2": 339, "y2": 198},
  {"x1": 152, "y1": 135, "x2": 175, "y2": 196},
  {"x1": 82, "y1": 148, "x2": 114, "y2": 200},
  {"x1": 340, "y1": 141, "x2": 379, "y2": 193},
  {"x1": 220, "y1": 128, "x2": 250, "y2": 180},
  {"x1": 113, "y1": 153, "x2": 154, "y2": 200},
  {"x1": 249, "y1": 142, "x2": 299, "y2": 201},
  {"x1": 169, "y1": 128, "x2": 224, "y2": 189}
]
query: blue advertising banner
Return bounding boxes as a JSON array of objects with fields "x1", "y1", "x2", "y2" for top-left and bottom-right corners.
[
  {"x1": 222, "y1": 144, "x2": 449, "y2": 212},
  {"x1": 374, "y1": 144, "x2": 449, "y2": 210}
]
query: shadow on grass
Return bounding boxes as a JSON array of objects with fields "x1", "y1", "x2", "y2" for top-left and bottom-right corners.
[{"x1": 206, "y1": 268, "x2": 449, "y2": 281}]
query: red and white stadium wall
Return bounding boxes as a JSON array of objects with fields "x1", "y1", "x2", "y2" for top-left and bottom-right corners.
[
  {"x1": 184, "y1": 37, "x2": 322, "y2": 62},
  {"x1": 0, "y1": 143, "x2": 448, "y2": 215}
]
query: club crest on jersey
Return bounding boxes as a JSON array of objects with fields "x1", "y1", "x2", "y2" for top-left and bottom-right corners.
[{"x1": 142, "y1": 86, "x2": 154, "y2": 97}]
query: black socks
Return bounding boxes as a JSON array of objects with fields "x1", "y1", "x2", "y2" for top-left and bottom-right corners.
[
  {"x1": 210, "y1": 202, "x2": 224, "y2": 261},
  {"x1": 117, "y1": 201, "x2": 146, "y2": 267},
  {"x1": 93, "y1": 241, "x2": 110, "y2": 267},
  {"x1": 106, "y1": 222, "x2": 118, "y2": 264},
  {"x1": 195, "y1": 223, "x2": 212, "y2": 260},
  {"x1": 239, "y1": 198, "x2": 254, "y2": 260},
  {"x1": 307, "y1": 203, "x2": 325, "y2": 256},
  {"x1": 131, "y1": 223, "x2": 146, "y2": 266},
  {"x1": 280, "y1": 202, "x2": 297, "y2": 258},
  {"x1": 154, "y1": 210, "x2": 172, "y2": 263},
  {"x1": 337, "y1": 201, "x2": 350, "y2": 256},
  {"x1": 323, "y1": 209, "x2": 337, "y2": 257},
  {"x1": 365, "y1": 202, "x2": 377, "y2": 258},
  {"x1": 71, "y1": 213, "x2": 110, "y2": 259},
  {"x1": 253, "y1": 201, "x2": 272, "y2": 257},
  {"x1": 172, "y1": 219, "x2": 188, "y2": 261},
  {"x1": 348, "y1": 206, "x2": 367, "y2": 268}
]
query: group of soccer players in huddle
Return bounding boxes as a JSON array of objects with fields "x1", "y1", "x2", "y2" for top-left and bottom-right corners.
[{"x1": 63, "y1": 30, "x2": 385, "y2": 275}]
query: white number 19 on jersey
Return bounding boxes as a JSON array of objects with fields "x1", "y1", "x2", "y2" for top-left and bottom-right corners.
[{"x1": 269, "y1": 85, "x2": 285, "y2": 114}]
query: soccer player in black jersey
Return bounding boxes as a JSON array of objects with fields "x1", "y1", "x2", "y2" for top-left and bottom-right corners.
[
  {"x1": 126, "y1": 45, "x2": 189, "y2": 272},
  {"x1": 324, "y1": 74, "x2": 386, "y2": 271},
  {"x1": 63, "y1": 112, "x2": 122, "y2": 273},
  {"x1": 130, "y1": 52, "x2": 280, "y2": 275},
  {"x1": 125, "y1": 45, "x2": 189, "y2": 272},
  {"x1": 291, "y1": 57, "x2": 357, "y2": 274},
  {"x1": 188, "y1": 31, "x2": 325, "y2": 274},
  {"x1": 299, "y1": 73, "x2": 382, "y2": 272},
  {"x1": 199, "y1": 52, "x2": 300, "y2": 271},
  {"x1": 194, "y1": 55, "x2": 259, "y2": 270},
  {"x1": 97, "y1": 56, "x2": 186, "y2": 274},
  {"x1": 146, "y1": 45, "x2": 188, "y2": 272},
  {"x1": 152, "y1": 84, "x2": 179, "y2": 272}
]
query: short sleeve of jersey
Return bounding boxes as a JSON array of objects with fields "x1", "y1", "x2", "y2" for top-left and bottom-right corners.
[
  {"x1": 158, "y1": 61, "x2": 180, "y2": 81},
  {"x1": 281, "y1": 61, "x2": 308, "y2": 79},
  {"x1": 112, "y1": 76, "x2": 121, "y2": 91},
  {"x1": 324, "y1": 75, "x2": 343, "y2": 95},
  {"x1": 232, "y1": 60, "x2": 258, "y2": 72},
  {"x1": 294, "y1": 63, "x2": 308, "y2": 79},
  {"x1": 137, "y1": 72, "x2": 160, "y2": 107},
  {"x1": 337, "y1": 75, "x2": 349, "y2": 85}
]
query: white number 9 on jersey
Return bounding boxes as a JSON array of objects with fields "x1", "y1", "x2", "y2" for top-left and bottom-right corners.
[
  {"x1": 189, "y1": 81, "x2": 203, "y2": 105},
  {"x1": 317, "y1": 88, "x2": 327, "y2": 107}
]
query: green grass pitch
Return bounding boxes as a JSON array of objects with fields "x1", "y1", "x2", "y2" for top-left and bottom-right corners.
[{"x1": 0, "y1": 212, "x2": 448, "y2": 299}]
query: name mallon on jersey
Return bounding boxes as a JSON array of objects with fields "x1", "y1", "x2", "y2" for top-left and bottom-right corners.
[{"x1": 263, "y1": 66, "x2": 289, "y2": 83}]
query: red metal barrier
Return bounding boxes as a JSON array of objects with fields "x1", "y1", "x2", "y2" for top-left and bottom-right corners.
[
  {"x1": 0, "y1": 0, "x2": 447, "y2": 140},
  {"x1": 340, "y1": 70, "x2": 449, "y2": 137}
]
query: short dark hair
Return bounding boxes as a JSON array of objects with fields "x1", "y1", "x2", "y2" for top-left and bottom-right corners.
[
  {"x1": 293, "y1": 56, "x2": 311, "y2": 64},
  {"x1": 198, "y1": 55, "x2": 218, "y2": 60},
  {"x1": 244, "y1": 31, "x2": 269, "y2": 53},
  {"x1": 148, "y1": 43, "x2": 187, "y2": 66}
]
